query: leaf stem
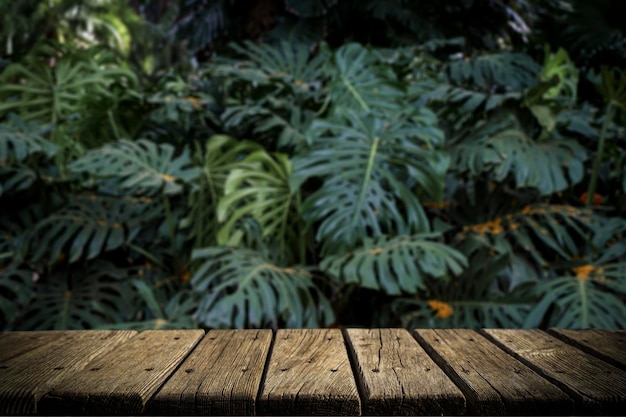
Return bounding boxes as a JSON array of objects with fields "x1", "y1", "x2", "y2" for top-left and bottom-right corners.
[
  {"x1": 163, "y1": 192, "x2": 178, "y2": 260},
  {"x1": 586, "y1": 103, "x2": 614, "y2": 206}
]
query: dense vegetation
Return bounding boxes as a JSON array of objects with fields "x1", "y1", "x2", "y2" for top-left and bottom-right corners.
[{"x1": 1, "y1": 0, "x2": 625, "y2": 331}]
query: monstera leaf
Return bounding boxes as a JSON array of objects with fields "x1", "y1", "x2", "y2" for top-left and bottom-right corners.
[
  {"x1": 328, "y1": 43, "x2": 404, "y2": 114},
  {"x1": 191, "y1": 246, "x2": 333, "y2": 328},
  {"x1": 216, "y1": 40, "x2": 328, "y2": 99},
  {"x1": 25, "y1": 194, "x2": 162, "y2": 264},
  {"x1": 70, "y1": 139, "x2": 201, "y2": 196},
  {"x1": 447, "y1": 52, "x2": 540, "y2": 92},
  {"x1": 526, "y1": 263, "x2": 626, "y2": 329},
  {"x1": 97, "y1": 281, "x2": 198, "y2": 330},
  {"x1": 182, "y1": 135, "x2": 262, "y2": 248},
  {"x1": 321, "y1": 233, "x2": 467, "y2": 295},
  {"x1": 387, "y1": 249, "x2": 535, "y2": 328},
  {"x1": 0, "y1": 42, "x2": 137, "y2": 122},
  {"x1": 17, "y1": 261, "x2": 132, "y2": 330},
  {"x1": 450, "y1": 115, "x2": 587, "y2": 195},
  {"x1": 292, "y1": 109, "x2": 447, "y2": 254},
  {"x1": 0, "y1": 267, "x2": 35, "y2": 327},
  {"x1": 0, "y1": 114, "x2": 56, "y2": 162},
  {"x1": 427, "y1": 51, "x2": 541, "y2": 116},
  {"x1": 217, "y1": 149, "x2": 302, "y2": 258}
]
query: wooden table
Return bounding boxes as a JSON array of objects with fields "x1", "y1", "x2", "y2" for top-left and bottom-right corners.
[{"x1": 0, "y1": 328, "x2": 624, "y2": 415}]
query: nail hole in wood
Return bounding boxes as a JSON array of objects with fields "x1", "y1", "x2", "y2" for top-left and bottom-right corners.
[
  {"x1": 281, "y1": 367, "x2": 289, "y2": 372},
  {"x1": 185, "y1": 368, "x2": 194, "y2": 373},
  {"x1": 53, "y1": 366, "x2": 64, "y2": 370},
  {"x1": 174, "y1": 337, "x2": 180, "y2": 340},
  {"x1": 90, "y1": 367, "x2": 101, "y2": 371},
  {"x1": 372, "y1": 368, "x2": 379, "y2": 373},
  {"x1": 241, "y1": 368, "x2": 249, "y2": 373},
  {"x1": 145, "y1": 367, "x2": 154, "y2": 371}
]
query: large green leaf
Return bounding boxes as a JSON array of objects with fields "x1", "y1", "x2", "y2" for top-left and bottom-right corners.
[
  {"x1": 25, "y1": 194, "x2": 162, "y2": 264},
  {"x1": 386, "y1": 249, "x2": 535, "y2": 328},
  {"x1": 292, "y1": 109, "x2": 447, "y2": 254},
  {"x1": 0, "y1": 267, "x2": 35, "y2": 328},
  {"x1": 97, "y1": 282, "x2": 198, "y2": 330},
  {"x1": 0, "y1": 43, "x2": 137, "y2": 123},
  {"x1": 215, "y1": 40, "x2": 328, "y2": 100},
  {"x1": 182, "y1": 135, "x2": 262, "y2": 248},
  {"x1": 450, "y1": 115, "x2": 587, "y2": 195},
  {"x1": 69, "y1": 139, "x2": 201, "y2": 196},
  {"x1": 527, "y1": 263, "x2": 626, "y2": 329},
  {"x1": 0, "y1": 114, "x2": 56, "y2": 162},
  {"x1": 191, "y1": 246, "x2": 333, "y2": 328},
  {"x1": 321, "y1": 233, "x2": 467, "y2": 295},
  {"x1": 217, "y1": 149, "x2": 301, "y2": 258},
  {"x1": 17, "y1": 260, "x2": 132, "y2": 330},
  {"x1": 328, "y1": 43, "x2": 404, "y2": 114}
]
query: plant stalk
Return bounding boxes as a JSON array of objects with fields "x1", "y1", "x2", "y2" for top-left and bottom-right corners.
[{"x1": 586, "y1": 103, "x2": 614, "y2": 206}]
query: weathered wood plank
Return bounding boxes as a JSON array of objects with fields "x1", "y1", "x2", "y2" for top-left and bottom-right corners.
[
  {"x1": 40, "y1": 329, "x2": 204, "y2": 415},
  {"x1": 414, "y1": 329, "x2": 574, "y2": 415},
  {"x1": 548, "y1": 329, "x2": 626, "y2": 371},
  {"x1": 0, "y1": 330, "x2": 136, "y2": 415},
  {"x1": 149, "y1": 329, "x2": 272, "y2": 415},
  {"x1": 483, "y1": 329, "x2": 626, "y2": 415},
  {"x1": 258, "y1": 329, "x2": 360, "y2": 415},
  {"x1": 345, "y1": 328, "x2": 465, "y2": 415},
  {"x1": 0, "y1": 331, "x2": 67, "y2": 362}
]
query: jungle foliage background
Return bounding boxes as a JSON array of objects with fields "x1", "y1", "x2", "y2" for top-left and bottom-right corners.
[{"x1": 1, "y1": 0, "x2": 625, "y2": 331}]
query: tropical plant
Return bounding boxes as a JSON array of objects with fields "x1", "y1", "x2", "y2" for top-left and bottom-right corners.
[{"x1": 1, "y1": 0, "x2": 625, "y2": 331}]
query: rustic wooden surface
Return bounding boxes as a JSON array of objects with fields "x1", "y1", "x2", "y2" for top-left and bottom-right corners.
[
  {"x1": 40, "y1": 329, "x2": 203, "y2": 415},
  {"x1": 414, "y1": 329, "x2": 574, "y2": 416},
  {"x1": 149, "y1": 329, "x2": 272, "y2": 415},
  {"x1": 548, "y1": 328, "x2": 626, "y2": 371},
  {"x1": 345, "y1": 328, "x2": 465, "y2": 415},
  {"x1": 258, "y1": 329, "x2": 360, "y2": 415},
  {"x1": 0, "y1": 330, "x2": 67, "y2": 362},
  {"x1": 0, "y1": 328, "x2": 624, "y2": 415},
  {"x1": 0, "y1": 330, "x2": 136, "y2": 414},
  {"x1": 483, "y1": 329, "x2": 626, "y2": 415}
]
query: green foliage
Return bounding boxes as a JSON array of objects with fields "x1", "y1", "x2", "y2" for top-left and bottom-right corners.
[
  {"x1": 217, "y1": 149, "x2": 302, "y2": 260},
  {"x1": 0, "y1": 267, "x2": 35, "y2": 327},
  {"x1": 321, "y1": 233, "x2": 467, "y2": 295},
  {"x1": 17, "y1": 260, "x2": 132, "y2": 330},
  {"x1": 191, "y1": 246, "x2": 333, "y2": 328},
  {"x1": 292, "y1": 109, "x2": 447, "y2": 255},
  {"x1": 1, "y1": 1, "x2": 625, "y2": 331},
  {"x1": 70, "y1": 139, "x2": 201, "y2": 196},
  {"x1": 24, "y1": 194, "x2": 162, "y2": 265}
]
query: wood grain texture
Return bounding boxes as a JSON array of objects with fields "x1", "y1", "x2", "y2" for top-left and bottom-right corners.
[
  {"x1": 0, "y1": 331, "x2": 67, "y2": 362},
  {"x1": 345, "y1": 328, "x2": 465, "y2": 415},
  {"x1": 149, "y1": 329, "x2": 272, "y2": 415},
  {"x1": 0, "y1": 330, "x2": 136, "y2": 414},
  {"x1": 258, "y1": 329, "x2": 360, "y2": 415},
  {"x1": 414, "y1": 329, "x2": 573, "y2": 416},
  {"x1": 40, "y1": 329, "x2": 204, "y2": 415},
  {"x1": 548, "y1": 328, "x2": 626, "y2": 371},
  {"x1": 483, "y1": 329, "x2": 626, "y2": 415}
]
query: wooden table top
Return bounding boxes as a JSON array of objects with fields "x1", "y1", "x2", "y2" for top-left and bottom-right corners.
[{"x1": 0, "y1": 328, "x2": 624, "y2": 415}]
